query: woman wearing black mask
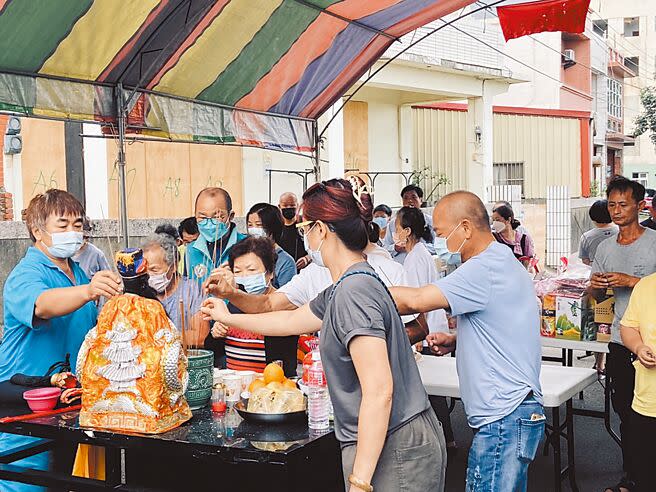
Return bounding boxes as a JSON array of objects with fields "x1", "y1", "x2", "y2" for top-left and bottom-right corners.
[{"x1": 277, "y1": 192, "x2": 308, "y2": 267}]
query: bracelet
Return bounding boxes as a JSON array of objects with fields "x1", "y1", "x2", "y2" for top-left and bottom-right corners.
[{"x1": 348, "y1": 474, "x2": 373, "y2": 492}]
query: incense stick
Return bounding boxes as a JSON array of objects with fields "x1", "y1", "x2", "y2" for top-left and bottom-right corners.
[
  {"x1": 179, "y1": 297, "x2": 187, "y2": 356},
  {"x1": 99, "y1": 204, "x2": 117, "y2": 272}
]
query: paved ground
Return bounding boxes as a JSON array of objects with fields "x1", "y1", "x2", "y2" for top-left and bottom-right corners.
[{"x1": 443, "y1": 347, "x2": 622, "y2": 491}]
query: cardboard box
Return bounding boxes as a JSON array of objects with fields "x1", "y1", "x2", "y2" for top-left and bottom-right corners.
[
  {"x1": 541, "y1": 295, "x2": 556, "y2": 338},
  {"x1": 593, "y1": 291, "x2": 615, "y2": 324},
  {"x1": 555, "y1": 294, "x2": 590, "y2": 340},
  {"x1": 596, "y1": 324, "x2": 611, "y2": 343},
  {"x1": 581, "y1": 320, "x2": 598, "y2": 341}
]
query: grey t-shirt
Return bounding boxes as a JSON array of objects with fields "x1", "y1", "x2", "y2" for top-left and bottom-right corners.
[
  {"x1": 592, "y1": 228, "x2": 656, "y2": 344},
  {"x1": 160, "y1": 277, "x2": 205, "y2": 331},
  {"x1": 578, "y1": 225, "x2": 618, "y2": 262},
  {"x1": 309, "y1": 262, "x2": 430, "y2": 443},
  {"x1": 73, "y1": 242, "x2": 111, "y2": 280}
]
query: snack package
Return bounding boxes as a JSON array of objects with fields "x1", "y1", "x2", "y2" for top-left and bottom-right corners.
[
  {"x1": 555, "y1": 294, "x2": 590, "y2": 340},
  {"x1": 541, "y1": 295, "x2": 556, "y2": 338}
]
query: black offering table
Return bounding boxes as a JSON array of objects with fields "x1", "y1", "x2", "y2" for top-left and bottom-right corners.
[{"x1": 0, "y1": 406, "x2": 342, "y2": 491}]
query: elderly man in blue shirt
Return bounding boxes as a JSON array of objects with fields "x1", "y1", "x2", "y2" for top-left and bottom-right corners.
[
  {"x1": 0, "y1": 189, "x2": 122, "y2": 492},
  {"x1": 392, "y1": 190, "x2": 544, "y2": 492}
]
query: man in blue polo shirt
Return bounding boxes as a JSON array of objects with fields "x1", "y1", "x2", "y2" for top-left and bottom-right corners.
[
  {"x1": 186, "y1": 187, "x2": 247, "y2": 283},
  {"x1": 0, "y1": 189, "x2": 122, "y2": 492},
  {"x1": 392, "y1": 190, "x2": 543, "y2": 492}
]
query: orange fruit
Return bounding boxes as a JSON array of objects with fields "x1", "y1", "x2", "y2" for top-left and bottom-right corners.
[
  {"x1": 249, "y1": 378, "x2": 266, "y2": 393},
  {"x1": 267, "y1": 381, "x2": 284, "y2": 391},
  {"x1": 282, "y1": 378, "x2": 297, "y2": 390},
  {"x1": 263, "y1": 363, "x2": 285, "y2": 384}
]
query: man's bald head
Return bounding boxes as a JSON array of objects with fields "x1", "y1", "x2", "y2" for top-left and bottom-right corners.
[
  {"x1": 436, "y1": 191, "x2": 490, "y2": 231},
  {"x1": 195, "y1": 187, "x2": 232, "y2": 212},
  {"x1": 279, "y1": 192, "x2": 298, "y2": 208}
]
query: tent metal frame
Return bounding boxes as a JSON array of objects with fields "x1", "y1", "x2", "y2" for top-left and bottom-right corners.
[{"x1": 0, "y1": 72, "x2": 319, "y2": 248}]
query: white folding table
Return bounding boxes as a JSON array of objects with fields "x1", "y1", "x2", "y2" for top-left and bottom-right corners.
[
  {"x1": 418, "y1": 356, "x2": 597, "y2": 492},
  {"x1": 540, "y1": 337, "x2": 620, "y2": 447}
]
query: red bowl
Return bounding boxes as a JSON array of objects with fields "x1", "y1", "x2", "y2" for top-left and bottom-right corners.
[{"x1": 23, "y1": 387, "x2": 61, "y2": 412}]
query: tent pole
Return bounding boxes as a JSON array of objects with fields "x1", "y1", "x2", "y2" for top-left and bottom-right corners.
[
  {"x1": 116, "y1": 84, "x2": 129, "y2": 248},
  {"x1": 313, "y1": 120, "x2": 321, "y2": 183}
]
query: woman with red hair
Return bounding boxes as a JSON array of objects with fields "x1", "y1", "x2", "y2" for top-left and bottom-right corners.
[{"x1": 203, "y1": 178, "x2": 446, "y2": 492}]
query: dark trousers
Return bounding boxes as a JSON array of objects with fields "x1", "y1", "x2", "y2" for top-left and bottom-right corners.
[
  {"x1": 630, "y1": 410, "x2": 656, "y2": 492},
  {"x1": 606, "y1": 342, "x2": 636, "y2": 478}
]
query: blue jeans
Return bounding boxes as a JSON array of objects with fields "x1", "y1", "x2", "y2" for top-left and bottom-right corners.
[{"x1": 466, "y1": 396, "x2": 545, "y2": 492}]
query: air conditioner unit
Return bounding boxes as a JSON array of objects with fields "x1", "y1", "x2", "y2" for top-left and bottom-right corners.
[
  {"x1": 4, "y1": 134, "x2": 22, "y2": 154},
  {"x1": 563, "y1": 49, "x2": 575, "y2": 62},
  {"x1": 5, "y1": 116, "x2": 20, "y2": 135}
]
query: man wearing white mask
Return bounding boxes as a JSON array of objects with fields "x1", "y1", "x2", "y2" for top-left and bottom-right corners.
[
  {"x1": 142, "y1": 232, "x2": 209, "y2": 348},
  {"x1": 0, "y1": 189, "x2": 122, "y2": 492}
]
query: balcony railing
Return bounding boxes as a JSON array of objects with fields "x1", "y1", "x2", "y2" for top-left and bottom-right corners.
[{"x1": 383, "y1": 20, "x2": 505, "y2": 74}]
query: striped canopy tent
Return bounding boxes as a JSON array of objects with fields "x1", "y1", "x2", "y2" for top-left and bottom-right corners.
[{"x1": 0, "y1": 0, "x2": 473, "y2": 242}]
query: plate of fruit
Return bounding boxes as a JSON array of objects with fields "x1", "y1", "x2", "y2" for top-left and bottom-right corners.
[{"x1": 235, "y1": 363, "x2": 307, "y2": 424}]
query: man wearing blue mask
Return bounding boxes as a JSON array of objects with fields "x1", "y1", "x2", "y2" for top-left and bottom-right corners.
[
  {"x1": 382, "y1": 185, "x2": 435, "y2": 264},
  {"x1": 391, "y1": 190, "x2": 544, "y2": 492},
  {"x1": 187, "y1": 187, "x2": 247, "y2": 283}
]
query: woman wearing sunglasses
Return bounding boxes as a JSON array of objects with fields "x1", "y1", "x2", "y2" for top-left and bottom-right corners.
[{"x1": 202, "y1": 178, "x2": 446, "y2": 492}]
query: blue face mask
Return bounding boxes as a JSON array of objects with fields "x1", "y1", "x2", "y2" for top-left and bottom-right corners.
[
  {"x1": 303, "y1": 223, "x2": 325, "y2": 267},
  {"x1": 372, "y1": 216, "x2": 389, "y2": 229},
  {"x1": 235, "y1": 272, "x2": 269, "y2": 294},
  {"x1": 44, "y1": 230, "x2": 84, "y2": 259},
  {"x1": 198, "y1": 218, "x2": 229, "y2": 243},
  {"x1": 434, "y1": 222, "x2": 465, "y2": 266}
]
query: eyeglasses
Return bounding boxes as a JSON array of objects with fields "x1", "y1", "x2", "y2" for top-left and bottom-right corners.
[
  {"x1": 197, "y1": 211, "x2": 230, "y2": 222},
  {"x1": 295, "y1": 220, "x2": 316, "y2": 238}
]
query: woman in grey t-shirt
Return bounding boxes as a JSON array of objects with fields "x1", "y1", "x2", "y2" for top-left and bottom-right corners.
[{"x1": 202, "y1": 178, "x2": 446, "y2": 492}]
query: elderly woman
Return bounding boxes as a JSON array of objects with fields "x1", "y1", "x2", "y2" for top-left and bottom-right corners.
[
  {"x1": 208, "y1": 236, "x2": 298, "y2": 376},
  {"x1": 142, "y1": 232, "x2": 209, "y2": 347},
  {"x1": 0, "y1": 189, "x2": 122, "y2": 492},
  {"x1": 246, "y1": 203, "x2": 296, "y2": 287}
]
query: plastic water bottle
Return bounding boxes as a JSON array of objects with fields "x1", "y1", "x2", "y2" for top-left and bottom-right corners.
[{"x1": 307, "y1": 349, "x2": 330, "y2": 430}]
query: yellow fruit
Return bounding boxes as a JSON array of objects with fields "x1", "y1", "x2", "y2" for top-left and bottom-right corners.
[
  {"x1": 249, "y1": 378, "x2": 266, "y2": 393},
  {"x1": 263, "y1": 363, "x2": 285, "y2": 384},
  {"x1": 267, "y1": 382, "x2": 284, "y2": 391},
  {"x1": 282, "y1": 378, "x2": 297, "y2": 390}
]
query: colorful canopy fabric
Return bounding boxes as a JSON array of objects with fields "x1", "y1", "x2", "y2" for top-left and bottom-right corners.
[{"x1": 0, "y1": 0, "x2": 473, "y2": 152}]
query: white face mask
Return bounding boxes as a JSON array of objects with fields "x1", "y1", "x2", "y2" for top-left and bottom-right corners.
[
  {"x1": 43, "y1": 230, "x2": 84, "y2": 259},
  {"x1": 148, "y1": 269, "x2": 172, "y2": 294},
  {"x1": 248, "y1": 227, "x2": 267, "y2": 238},
  {"x1": 491, "y1": 220, "x2": 506, "y2": 233}
]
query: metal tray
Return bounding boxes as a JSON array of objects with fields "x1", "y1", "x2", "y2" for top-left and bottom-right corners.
[{"x1": 234, "y1": 401, "x2": 307, "y2": 425}]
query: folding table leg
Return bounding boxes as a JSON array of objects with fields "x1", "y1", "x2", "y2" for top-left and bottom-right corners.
[
  {"x1": 566, "y1": 400, "x2": 579, "y2": 492},
  {"x1": 104, "y1": 447, "x2": 122, "y2": 487},
  {"x1": 604, "y1": 378, "x2": 622, "y2": 447},
  {"x1": 552, "y1": 406, "x2": 561, "y2": 492}
]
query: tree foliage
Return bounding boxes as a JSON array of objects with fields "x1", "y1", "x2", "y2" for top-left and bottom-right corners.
[{"x1": 633, "y1": 87, "x2": 656, "y2": 147}]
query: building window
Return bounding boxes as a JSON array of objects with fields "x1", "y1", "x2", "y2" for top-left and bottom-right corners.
[
  {"x1": 624, "y1": 17, "x2": 640, "y2": 37},
  {"x1": 625, "y1": 56, "x2": 639, "y2": 75},
  {"x1": 592, "y1": 19, "x2": 608, "y2": 37},
  {"x1": 633, "y1": 172, "x2": 648, "y2": 188},
  {"x1": 607, "y1": 78, "x2": 623, "y2": 121},
  {"x1": 493, "y1": 162, "x2": 525, "y2": 196}
]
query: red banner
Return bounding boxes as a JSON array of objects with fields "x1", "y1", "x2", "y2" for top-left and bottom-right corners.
[{"x1": 497, "y1": 0, "x2": 591, "y2": 41}]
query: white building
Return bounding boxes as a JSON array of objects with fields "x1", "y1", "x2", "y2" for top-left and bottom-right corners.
[{"x1": 593, "y1": 0, "x2": 656, "y2": 188}]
